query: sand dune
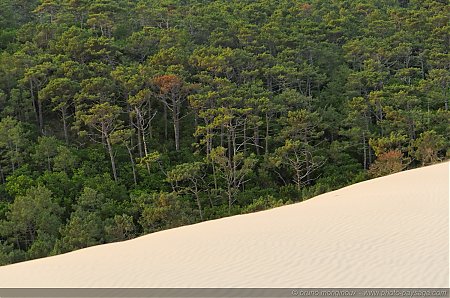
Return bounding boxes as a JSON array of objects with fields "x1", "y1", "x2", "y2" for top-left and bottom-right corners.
[{"x1": 0, "y1": 162, "x2": 448, "y2": 288}]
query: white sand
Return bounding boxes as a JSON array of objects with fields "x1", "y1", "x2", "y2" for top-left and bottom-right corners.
[{"x1": 0, "y1": 162, "x2": 448, "y2": 288}]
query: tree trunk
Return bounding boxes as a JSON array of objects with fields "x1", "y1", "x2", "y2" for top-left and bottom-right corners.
[
  {"x1": 47, "y1": 154, "x2": 51, "y2": 171},
  {"x1": 29, "y1": 80, "x2": 39, "y2": 128},
  {"x1": 206, "y1": 122, "x2": 211, "y2": 157},
  {"x1": 148, "y1": 99, "x2": 154, "y2": 139},
  {"x1": 243, "y1": 119, "x2": 247, "y2": 153},
  {"x1": 137, "y1": 124, "x2": 143, "y2": 158},
  {"x1": 38, "y1": 98, "x2": 44, "y2": 134},
  {"x1": 193, "y1": 184, "x2": 203, "y2": 220},
  {"x1": 134, "y1": 107, "x2": 144, "y2": 158},
  {"x1": 265, "y1": 112, "x2": 270, "y2": 155},
  {"x1": 227, "y1": 185, "x2": 232, "y2": 215},
  {"x1": 295, "y1": 168, "x2": 302, "y2": 191},
  {"x1": 61, "y1": 107, "x2": 69, "y2": 145},
  {"x1": 211, "y1": 161, "x2": 218, "y2": 190},
  {"x1": 140, "y1": 124, "x2": 151, "y2": 175},
  {"x1": 364, "y1": 109, "x2": 371, "y2": 167},
  {"x1": 227, "y1": 126, "x2": 232, "y2": 164},
  {"x1": 231, "y1": 125, "x2": 237, "y2": 190},
  {"x1": 128, "y1": 104, "x2": 134, "y2": 149},
  {"x1": 163, "y1": 104, "x2": 168, "y2": 141},
  {"x1": 126, "y1": 145, "x2": 137, "y2": 186},
  {"x1": 305, "y1": 149, "x2": 311, "y2": 185},
  {"x1": 307, "y1": 77, "x2": 311, "y2": 97},
  {"x1": 363, "y1": 131, "x2": 367, "y2": 170},
  {"x1": 173, "y1": 102, "x2": 180, "y2": 151},
  {"x1": 220, "y1": 124, "x2": 224, "y2": 147},
  {"x1": 106, "y1": 136, "x2": 118, "y2": 182},
  {"x1": 0, "y1": 163, "x2": 5, "y2": 184},
  {"x1": 174, "y1": 120, "x2": 180, "y2": 151},
  {"x1": 254, "y1": 126, "x2": 260, "y2": 155}
]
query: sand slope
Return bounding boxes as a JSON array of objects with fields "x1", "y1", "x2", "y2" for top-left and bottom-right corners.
[{"x1": 0, "y1": 162, "x2": 448, "y2": 288}]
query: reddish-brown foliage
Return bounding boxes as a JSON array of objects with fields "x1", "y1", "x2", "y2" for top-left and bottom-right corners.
[
  {"x1": 299, "y1": 3, "x2": 312, "y2": 11},
  {"x1": 152, "y1": 75, "x2": 183, "y2": 95},
  {"x1": 369, "y1": 150, "x2": 408, "y2": 178}
]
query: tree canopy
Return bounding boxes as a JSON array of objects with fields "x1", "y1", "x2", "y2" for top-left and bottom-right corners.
[{"x1": 0, "y1": 0, "x2": 448, "y2": 265}]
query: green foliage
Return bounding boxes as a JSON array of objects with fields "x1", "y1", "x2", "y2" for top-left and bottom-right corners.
[
  {"x1": 413, "y1": 131, "x2": 446, "y2": 166},
  {"x1": 53, "y1": 145, "x2": 78, "y2": 172},
  {"x1": 0, "y1": 186, "x2": 63, "y2": 259},
  {"x1": 210, "y1": 147, "x2": 258, "y2": 212},
  {"x1": 54, "y1": 187, "x2": 114, "y2": 253},
  {"x1": 32, "y1": 136, "x2": 60, "y2": 171},
  {"x1": 138, "y1": 192, "x2": 193, "y2": 233},
  {"x1": 241, "y1": 195, "x2": 284, "y2": 214},
  {"x1": 5, "y1": 173, "x2": 35, "y2": 197},
  {"x1": 0, "y1": 0, "x2": 448, "y2": 265},
  {"x1": 104, "y1": 214, "x2": 136, "y2": 242},
  {"x1": 78, "y1": 173, "x2": 128, "y2": 203},
  {"x1": 55, "y1": 212, "x2": 104, "y2": 253},
  {"x1": 0, "y1": 117, "x2": 29, "y2": 176},
  {"x1": 369, "y1": 133, "x2": 410, "y2": 157},
  {"x1": 35, "y1": 171, "x2": 78, "y2": 207}
]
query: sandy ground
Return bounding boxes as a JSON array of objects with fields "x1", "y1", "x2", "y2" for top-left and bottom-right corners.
[{"x1": 0, "y1": 162, "x2": 448, "y2": 288}]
